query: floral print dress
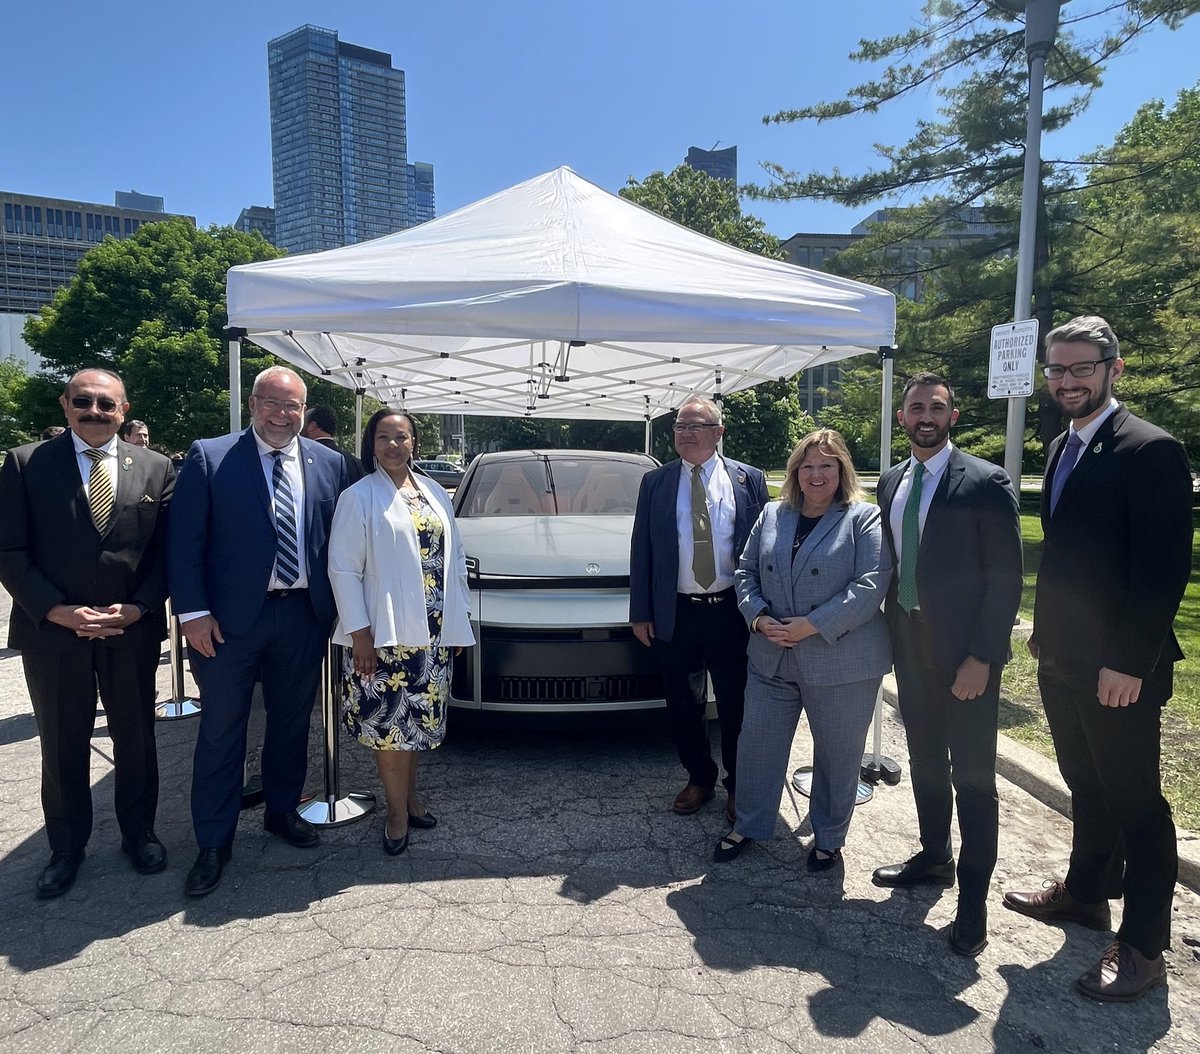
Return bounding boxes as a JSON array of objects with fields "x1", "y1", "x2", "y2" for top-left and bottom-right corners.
[{"x1": 341, "y1": 490, "x2": 451, "y2": 751}]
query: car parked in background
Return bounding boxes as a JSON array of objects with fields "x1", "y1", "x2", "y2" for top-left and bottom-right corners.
[
  {"x1": 450, "y1": 449, "x2": 662, "y2": 712},
  {"x1": 414, "y1": 458, "x2": 465, "y2": 489}
]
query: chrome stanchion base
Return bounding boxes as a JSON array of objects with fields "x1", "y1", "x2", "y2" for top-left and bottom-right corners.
[
  {"x1": 298, "y1": 791, "x2": 377, "y2": 827},
  {"x1": 155, "y1": 698, "x2": 201, "y2": 720},
  {"x1": 791, "y1": 766, "x2": 874, "y2": 806}
]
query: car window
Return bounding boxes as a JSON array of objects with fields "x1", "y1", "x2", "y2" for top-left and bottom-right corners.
[{"x1": 458, "y1": 457, "x2": 652, "y2": 517}]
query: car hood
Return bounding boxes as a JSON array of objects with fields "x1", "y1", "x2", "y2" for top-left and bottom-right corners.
[{"x1": 456, "y1": 515, "x2": 632, "y2": 579}]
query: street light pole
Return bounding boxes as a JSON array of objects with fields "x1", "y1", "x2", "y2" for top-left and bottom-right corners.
[{"x1": 1000, "y1": 0, "x2": 1062, "y2": 488}]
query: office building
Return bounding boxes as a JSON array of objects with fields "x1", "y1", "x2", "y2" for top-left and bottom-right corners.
[
  {"x1": 268, "y1": 24, "x2": 435, "y2": 254},
  {"x1": 685, "y1": 145, "x2": 737, "y2": 183},
  {"x1": 235, "y1": 205, "x2": 277, "y2": 245},
  {"x1": 115, "y1": 190, "x2": 165, "y2": 213},
  {"x1": 781, "y1": 206, "x2": 1001, "y2": 415},
  {"x1": 407, "y1": 162, "x2": 435, "y2": 226},
  {"x1": 1, "y1": 190, "x2": 193, "y2": 317}
]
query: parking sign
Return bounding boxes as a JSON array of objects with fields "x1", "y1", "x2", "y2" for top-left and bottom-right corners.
[{"x1": 988, "y1": 319, "x2": 1040, "y2": 398}]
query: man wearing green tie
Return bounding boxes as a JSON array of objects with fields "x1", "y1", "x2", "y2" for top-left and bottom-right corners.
[{"x1": 870, "y1": 372, "x2": 1023, "y2": 958}]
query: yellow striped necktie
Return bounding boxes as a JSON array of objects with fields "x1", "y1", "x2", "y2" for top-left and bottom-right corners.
[{"x1": 85, "y1": 448, "x2": 115, "y2": 534}]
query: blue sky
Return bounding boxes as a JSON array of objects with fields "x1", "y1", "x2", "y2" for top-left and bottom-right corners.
[{"x1": 6, "y1": 1, "x2": 1198, "y2": 238}]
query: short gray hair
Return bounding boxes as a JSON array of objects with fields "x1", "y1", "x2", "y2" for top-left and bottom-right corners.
[
  {"x1": 251, "y1": 365, "x2": 307, "y2": 400},
  {"x1": 1045, "y1": 315, "x2": 1119, "y2": 361},
  {"x1": 677, "y1": 395, "x2": 723, "y2": 426}
]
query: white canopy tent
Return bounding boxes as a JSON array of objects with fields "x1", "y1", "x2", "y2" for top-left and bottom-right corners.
[{"x1": 225, "y1": 166, "x2": 897, "y2": 429}]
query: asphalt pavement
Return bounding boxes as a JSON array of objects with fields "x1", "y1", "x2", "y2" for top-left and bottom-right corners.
[{"x1": 0, "y1": 590, "x2": 1197, "y2": 1053}]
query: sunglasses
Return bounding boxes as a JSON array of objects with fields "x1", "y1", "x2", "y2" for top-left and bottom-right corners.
[{"x1": 70, "y1": 395, "x2": 120, "y2": 413}]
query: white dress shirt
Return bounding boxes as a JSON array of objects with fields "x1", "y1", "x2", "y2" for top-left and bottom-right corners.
[
  {"x1": 889, "y1": 440, "x2": 954, "y2": 578},
  {"x1": 254, "y1": 432, "x2": 309, "y2": 591},
  {"x1": 675, "y1": 454, "x2": 736, "y2": 594},
  {"x1": 1060, "y1": 398, "x2": 1119, "y2": 460}
]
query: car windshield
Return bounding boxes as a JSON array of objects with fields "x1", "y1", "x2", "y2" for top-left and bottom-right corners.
[{"x1": 457, "y1": 456, "x2": 652, "y2": 517}]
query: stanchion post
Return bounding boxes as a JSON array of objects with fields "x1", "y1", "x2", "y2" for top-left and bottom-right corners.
[
  {"x1": 156, "y1": 600, "x2": 201, "y2": 721},
  {"x1": 298, "y1": 638, "x2": 376, "y2": 826}
]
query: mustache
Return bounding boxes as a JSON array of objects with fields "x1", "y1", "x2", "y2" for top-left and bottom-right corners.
[{"x1": 78, "y1": 414, "x2": 111, "y2": 423}]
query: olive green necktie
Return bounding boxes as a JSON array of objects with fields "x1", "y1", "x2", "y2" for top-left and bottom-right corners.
[{"x1": 690, "y1": 465, "x2": 716, "y2": 589}]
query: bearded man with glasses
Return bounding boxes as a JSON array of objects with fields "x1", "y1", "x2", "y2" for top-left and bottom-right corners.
[
  {"x1": 0, "y1": 369, "x2": 175, "y2": 898},
  {"x1": 1004, "y1": 315, "x2": 1193, "y2": 1002},
  {"x1": 630, "y1": 396, "x2": 768, "y2": 821}
]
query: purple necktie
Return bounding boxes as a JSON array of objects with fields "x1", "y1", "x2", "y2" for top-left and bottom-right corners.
[{"x1": 1049, "y1": 431, "x2": 1083, "y2": 514}]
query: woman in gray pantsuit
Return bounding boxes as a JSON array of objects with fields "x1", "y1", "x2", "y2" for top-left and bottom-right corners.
[{"x1": 714, "y1": 429, "x2": 892, "y2": 871}]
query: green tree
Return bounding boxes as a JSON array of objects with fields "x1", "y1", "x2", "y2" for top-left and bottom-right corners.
[
  {"x1": 0, "y1": 357, "x2": 36, "y2": 448},
  {"x1": 751, "y1": 0, "x2": 1200, "y2": 464}
]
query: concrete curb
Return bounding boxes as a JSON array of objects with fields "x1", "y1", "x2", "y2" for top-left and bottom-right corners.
[{"x1": 880, "y1": 674, "x2": 1200, "y2": 894}]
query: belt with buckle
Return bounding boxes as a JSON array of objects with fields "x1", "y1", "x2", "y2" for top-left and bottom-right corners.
[
  {"x1": 681, "y1": 589, "x2": 734, "y2": 605},
  {"x1": 266, "y1": 588, "x2": 306, "y2": 599}
]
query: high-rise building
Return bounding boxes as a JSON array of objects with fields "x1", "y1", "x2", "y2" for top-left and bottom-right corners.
[
  {"x1": 685, "y1": 145, "x2": 737, "y2": 183},
  {"x1": 268, "y1": 24, "x2": 435, "y2": 254},
  {"x1": 235, "y1": 205, "x2": 277, "y2": 246},
  {"x1": 407, "y1": 162, "x2": 435, "y2": 226}
]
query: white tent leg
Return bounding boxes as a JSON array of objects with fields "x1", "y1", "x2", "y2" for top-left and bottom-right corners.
[{"x1": 226, "y1": 327, "x2": 246, "y2": 432}]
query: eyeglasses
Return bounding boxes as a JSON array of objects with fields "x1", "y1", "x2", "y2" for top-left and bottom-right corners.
[
  {"x1": 254, "y1": 396, "x2": 304, "y2": 414},
  {"x1": 1042, "y1": 359, "x2": 1113, "y2": 380},
  {"x1": 70, "y1": 395, "x2": 120, "y2": 413},
  {"x1": 672, "y1": 422, "x2": 720, "y2": 434}
]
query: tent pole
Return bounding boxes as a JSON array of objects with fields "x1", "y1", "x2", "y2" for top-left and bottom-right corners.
[
  {"x1": 355, "y1": 389, "x2": 364, "y2": 449},
  {"x1": 861, "y1": 345, "x2": 901, "y2": 787},
  {"x1": 225, "y1": 327, "x2": 246, "y2": 432},
  {"x1": 643, "y1": 396, "x2": 651, "y2": 454}
]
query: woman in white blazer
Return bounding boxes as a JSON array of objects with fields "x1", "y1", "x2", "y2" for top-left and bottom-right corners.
[
  {"x1": 328, "y1": 410, "x2": 474, "y2": 855},
  {"x1": 715, "y1": 429, "x2": 892, "y2": 871}
]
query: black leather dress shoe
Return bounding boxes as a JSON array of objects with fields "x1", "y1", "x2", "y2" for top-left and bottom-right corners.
[
  {"x1": 713, "y1": 832, "x2": 752, "y2": 863},
  {"x1": 185, "y1": 846, "x2": 232, "y2": 897},
  {"x1": 407, "y1": 811, "x2": 438, "y2": 830},
  {"x1": 263, "y1": 810, "x2": 319, "y2": 848},
  {"x1": 121, "y1": 831, "x2": 167, "y2": 874},
  {"x1": 36, "y1": 850, "x2": 84, "y2": 899},
  {"x1": 872, "y1": 852, "x2": 955, "y2": 888},
  {"x1": 949, "y1": 903, "x2": 988, "y2": 957}
]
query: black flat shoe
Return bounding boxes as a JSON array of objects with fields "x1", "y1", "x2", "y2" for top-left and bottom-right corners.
[
  {"x1": 36, "y1": 850, "x2": 84, "y2": 899},
  {"x1": 807, "y1": 846, "x2": 843, "y2": 872},
  {"x1": 185, "y1": 846, "x2": 232, "y2": 898},
  {"x1": 383, "y1": 829, "x2": 410, "y2": 856},
  {"x1": 713, "y1": 832, "x2": 751, "y2": 863},
  {"x1": 407, "y1": 811, "x2": 437, "y2": 830}
]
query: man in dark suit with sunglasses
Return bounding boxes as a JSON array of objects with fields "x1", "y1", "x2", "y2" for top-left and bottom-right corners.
[
  {"x1": 0, "y1": 369, "x2": 174, "y2": 898},
  {"x1": 1004, "y1": 316, "x2": 1193, "y2": 1002}
]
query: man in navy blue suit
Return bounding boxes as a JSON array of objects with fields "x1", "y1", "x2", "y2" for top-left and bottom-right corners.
[
  {"x1": 630, "y1": 396, "x2": 768, "y2": 821},
  {"x1": 169, "y1": 366, "x2": 348, "y2": 897}
]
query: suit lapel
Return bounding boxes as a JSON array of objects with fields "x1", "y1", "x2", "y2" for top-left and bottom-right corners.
[
  {"x1": 928, "y1": 451, "x2": 966, "y2": 516},
  {"x1": 297, "y1": 437, "x2": 319, "y2": 540},
  {"x1": 877, "y1": 463, "x2": 903, "y2": 522},
  {"x1": 237, "y1": 428, "x2": 273, "y2": 518},
  {"x1": 794, "y1": 504, "x2": 846, "y2": 570},
  {"x1": 721, "y1": 456, "x2": 751, "y2": 545}
]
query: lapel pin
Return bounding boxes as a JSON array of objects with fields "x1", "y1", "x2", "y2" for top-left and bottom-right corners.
[
  {"x1": 122, "y1": 456, "x2": 133, "y2": 470},
  {"x1": 737, "y1": 472, "x2": 746, "y2": 485},
  {"x1": 306, "y1": 457, "x2": 314, "y2": 464},
  {"x1": 1091, "y1": 441, "x2": 1103, "y2": 455},
  {"x1": 140, "y1": 494, "x2": 154, "y2": 503}
]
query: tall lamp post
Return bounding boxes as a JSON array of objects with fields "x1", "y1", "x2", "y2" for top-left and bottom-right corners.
[{"x1": 999, "y1": 0, "x2": 1063, "y2": 487}]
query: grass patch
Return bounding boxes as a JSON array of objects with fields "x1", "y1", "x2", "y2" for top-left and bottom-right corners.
[{"x1": 1001, "y1": 497, "x2": 1200, "y2": 832}]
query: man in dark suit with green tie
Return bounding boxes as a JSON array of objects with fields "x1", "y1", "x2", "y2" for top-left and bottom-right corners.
[{"x1": 0, "y1": 369, "x2": 174, "y2": 898}]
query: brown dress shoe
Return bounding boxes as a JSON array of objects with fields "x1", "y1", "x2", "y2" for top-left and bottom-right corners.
[
  {"x1": 672, "y1": 784, "x2": 715, "y2": 815},
  {"x1": 1002, "y1": 881, "x2": 1111, "y2": 930},
  {"x1": 1077, "y1": 941, "x2": 1166, "y2": 1003}
]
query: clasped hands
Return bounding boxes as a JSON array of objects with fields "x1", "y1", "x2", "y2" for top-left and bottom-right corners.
[
  {"x1": 756, "y1": 614, "x2": 817, "y2": 648},
  {"x1": 48, "y1": 602, "x2": 142, "y2": 639}
]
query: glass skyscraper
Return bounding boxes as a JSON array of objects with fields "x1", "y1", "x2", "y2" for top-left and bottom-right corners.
[{"x1": 268, "y1": 25, "x2": 433, "y2": 254}]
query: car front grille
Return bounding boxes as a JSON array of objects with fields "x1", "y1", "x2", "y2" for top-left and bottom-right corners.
[{"x1": 487, "y1": 672, "x2": 662, "y2": 704}]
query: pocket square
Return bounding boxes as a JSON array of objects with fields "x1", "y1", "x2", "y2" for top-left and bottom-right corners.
[{"x1": 139, "y1": 494, "x2": 155, "y2": 503}]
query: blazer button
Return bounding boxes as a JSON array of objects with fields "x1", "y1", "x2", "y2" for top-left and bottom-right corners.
[
  {"x1": 766, "y1": 564, "x2": 773, "y2": 572},
  {"x1": 811, "y1": 568, "x2": 819, "y2": 575}
]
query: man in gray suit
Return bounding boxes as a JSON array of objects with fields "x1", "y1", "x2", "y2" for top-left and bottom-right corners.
[
  {"x1": 871, "y1": 372, "x2": 1023, "y2": 958},
  {"x1": 0, "y1": 369, "x2": 174, "y2": 898}
]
